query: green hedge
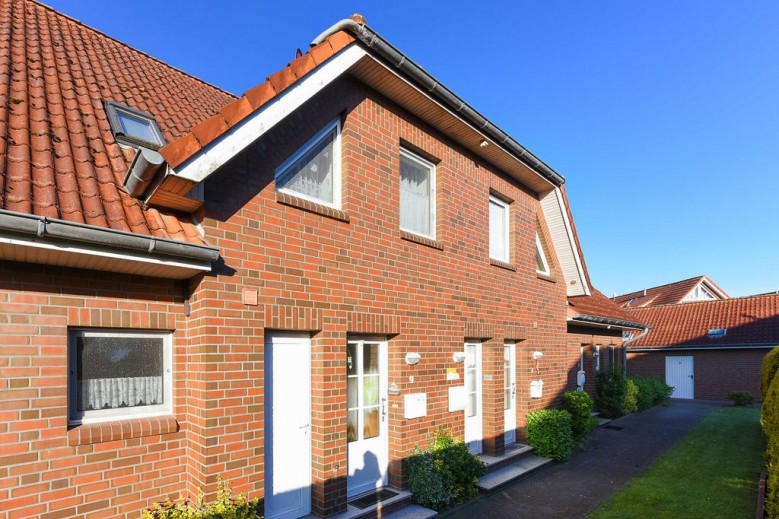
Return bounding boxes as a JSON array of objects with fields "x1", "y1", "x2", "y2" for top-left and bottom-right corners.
[
  {"x1": 762, "y1": 347, "x2": 779, "y2": 400},
  {"x1": 526, "y1": 409, "x2": 575, "y2": 461},
  {"x1": 623, "y1": 378, "x2": 639, "y2": 414},
  {"x1": 763, "y1": 371, "x2": 779, "y2": 518},
  {"x1": 561, "y1": 391, "x2": 598, "y2": 443},
  {"x1": 407, "y1": 429, "x2": 486, "y2": 511},
  {"x1": 596, "y1": 367, "x2": 628, "y2": 418},
  {"x1": 628, "y1": 375, "x2": 673, "y2": 411}
]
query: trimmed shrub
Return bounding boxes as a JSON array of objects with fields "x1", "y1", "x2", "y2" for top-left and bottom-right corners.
[
  {"x1": 596, "y1": 367, "x2": 627, "y2": 419},
  {"x1": 762, "y1": 347, "x2": 779, "y2": 400},
  {"x1": 629, "y1": 375, "x2": 674, "y2": 411},
  {"x1": 526, "y1": 409, "x2": 575, "y2": 461},
  {"x1": 142, "y1": 478, "x2": 261, "y2": 519},
  {"x1": 561, "y1": 391, "x2": 598, "y2": 443},
  {"x1": 407, "y1": 429, "x2": 486, "y2": 511},
  {"x1": 763, "y1": 372, "x2": 779, "y2": 518},
  {"x1": 727, "y1": 390, "x2": 754, "y2": 407},
  {"x1": 622, "y1": 378, "x2": 639, "y2": 415}
]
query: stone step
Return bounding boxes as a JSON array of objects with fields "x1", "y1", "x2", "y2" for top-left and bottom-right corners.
[
  {"x1": 382, "y1": 504, "x2": 438, "y2": 519},
  {"x1": 598, "y1": 417, "x2": 612, "y2": 427},
  {"x1": 476, "y1": 454, "x2": 554, "y2": 492},
  {"x1": 321, "y1": 488, "x2": 412, "y2": 519},
  {"x1": 591, "y1": 411, "x2": 601, "y2": 417},
  {"x1": 478, "y1": 442, "x2": 534, "y2": 473}
]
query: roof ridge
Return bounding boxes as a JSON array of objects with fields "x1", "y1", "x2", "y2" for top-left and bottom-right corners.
[
  {"x1": 626, "y1": 291, "x2": 779, "y2": 311},
  {"x1": 614, "y1": 275, "x2": 706, "y2": 299},
  {"x1": 30, "y1": 0, "x2": 237, "y2": 99}
]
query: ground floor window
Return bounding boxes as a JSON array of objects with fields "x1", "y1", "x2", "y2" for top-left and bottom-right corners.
[{"x1": 68, "y1": 329, "x2": 172, "y2": 424}]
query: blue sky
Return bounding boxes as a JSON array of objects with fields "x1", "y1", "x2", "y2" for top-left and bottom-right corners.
[{"x1": 46, "y1": 1, "x2": 779, "y2": 298}]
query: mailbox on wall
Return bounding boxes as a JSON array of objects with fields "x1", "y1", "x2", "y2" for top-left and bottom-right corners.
[{"x1": 530, "y1": 380, "x2": 544, "y2": 399}]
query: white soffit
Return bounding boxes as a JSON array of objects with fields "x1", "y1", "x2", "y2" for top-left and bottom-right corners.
[
  {"x1": 0, "y1": 233, "x2": 211, "y2": 279},
  {"x1": 173, "y1": 45, "x2": 368, "y2": 183},
  {"x1": 540, "y1": 188, "x2": 590, "y2": 297}
]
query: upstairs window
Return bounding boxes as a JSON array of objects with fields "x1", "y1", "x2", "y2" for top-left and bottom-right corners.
[
  {"x1": 489, "y1": 195, "x2": 510, "y2": 263},
  {"x1": 105, "y1": 101, "x2": 165, "y2": 149},
  {"x1": 535, "y1": 234, "x2": 551, "y2": 275},
  {"x1": 68, "y1": 330, "x2": 172, "y2": 424},
  {"x1": 400, "y1": 148, "x2": 436, "y2": 239},
  {"x1": 275, "y1": 119, "x2": 341, "y2": 208}
]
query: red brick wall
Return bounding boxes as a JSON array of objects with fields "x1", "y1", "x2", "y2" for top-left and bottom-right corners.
[
  {"x1": 627, "y1": 349, "x2": 769, "y2": 401},
  {"x1": 1, "y1": 77, "x2": 576, "y2": 518},
  {"x1": 566, "y1": 326, "x2": 626, "y2": 399},
  {"x1": 0, "y1": 263, "x2": 190, "y2": 519}
]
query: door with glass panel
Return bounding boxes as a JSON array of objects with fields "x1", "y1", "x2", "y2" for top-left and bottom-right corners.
[
  {"x1": 347, "y1": 338, "x2": 388, "y2": 497},
  {"x1": 464, "y1": 341, "x2": 483, "y2": 454},
  {"x1": 504, "y1": 342, "x2": 517, "y2": 444}
]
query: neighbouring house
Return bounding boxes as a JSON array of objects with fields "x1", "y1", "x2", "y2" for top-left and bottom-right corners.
[
  {"x1": 0, "y1": 3, "x2": 644, "y2": 518},
  {"x1": 612, "y1": 275, "x2": 729, "y2": 308},
  {"x1": 626, "y1": 294, "x2": 779, "y2": 400}
]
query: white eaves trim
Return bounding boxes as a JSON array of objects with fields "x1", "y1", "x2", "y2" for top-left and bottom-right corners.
[
  {"x1": 173, "y1": 45, "x2": 368, "y2": 183},
  {"x1": 0, "y1": 232, "x2": 211, "y2": 279},
  {"x1": 540, "y1": 187, "x2": 590, "y2": 297}
]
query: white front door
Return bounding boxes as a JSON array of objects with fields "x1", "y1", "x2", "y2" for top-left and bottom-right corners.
[
  {"x1": 666, "y1": 356, "x2": 694, "y2": 399},
  {"x1": 464, "y1": 341, "x2": 483, "y2": 454},
  {"x1": 347, "y1": 338, "x2": 388, "y2": 497},
  {"x1": 503, "y1": 342, "x2": 516, "y2": 444},
  {"x1": 265, "y1": 334, "x2": 311, "y2": 519}
]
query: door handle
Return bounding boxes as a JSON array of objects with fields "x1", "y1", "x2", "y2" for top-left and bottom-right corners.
[
  {"x1": 381, "y1": 397, "x2": 387, "y2": 422},
  {"x1": 511, "y1": 382, "x2": 516, "y2": 396},
  {"x1": 299, "y1": 424, "x2": 310, "y2": 429}
]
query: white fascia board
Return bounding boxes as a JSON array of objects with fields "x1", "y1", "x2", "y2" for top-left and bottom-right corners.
[
  {"x1": 0, "y1": 232, "x2": 211, "y2": 275},
  {"x1": 540, "y1": 188, "x2": 590, "y2": 297},
  {"x1": 174, "y1": 45, "x2": 368, "y2": 183}
]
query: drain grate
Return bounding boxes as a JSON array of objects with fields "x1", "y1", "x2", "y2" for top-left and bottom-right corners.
[
  {"x1": 603, "y1": 424, "x2": 624, "y2": 431},
  {"x1": 349, "y1": 488, "x2": 399, "y2": 509}
]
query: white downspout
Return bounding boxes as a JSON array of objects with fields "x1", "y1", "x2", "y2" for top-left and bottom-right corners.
[{"x1": 623, "y1": 326, "x2": 651, "y2": 376}]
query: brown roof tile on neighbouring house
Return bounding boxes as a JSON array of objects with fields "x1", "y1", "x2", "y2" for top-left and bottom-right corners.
[
  {"x1": 612, "y1": 275, "x2": 729, "y2": 308},
  {"x1": 0, "y1": 0, "x2": 236, "y2": 244},
  {"x1": 628, "y1": 294, "x2": 779, "y2": 349}
]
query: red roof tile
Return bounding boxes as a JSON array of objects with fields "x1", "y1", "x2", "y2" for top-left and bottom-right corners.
[
  {"x1": 159, "y1": 24, "x2": 358, "y2": 169},
  {"x1": 569, "y1": 289, "x2": 645, "y2": 325},
  {"x1": 613, "y1": 276, "x2": 729, "y2": 308},
  {"x1": 0, "y1": 0, "x2": 235, "y2": 244},
  {"x1": 628, "y1": 294, "x2": 779, "y2": 348}
]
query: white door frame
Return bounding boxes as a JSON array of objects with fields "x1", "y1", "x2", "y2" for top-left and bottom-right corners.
[
  {"x1": 666, "y1": 355, "x2": 694, "y2": 399},
  {"x1": 346, "y1": 337, "x2": 389, "y2": 497},
  {"x1": 265, "y1": 333, "x2": 312, "y2": 519},
  {"x1": 464, "y1": 341, "x2": 483, "y2": 454},
  {"x1": 504, "y1": 342, "x2": 517, "y2": 445}
]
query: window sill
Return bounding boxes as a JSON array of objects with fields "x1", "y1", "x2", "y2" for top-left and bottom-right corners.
[
  {"x1": 276, "y1": 191, "x2": 350, "y2": 223},
  {"x1": 490, "y1": 258, "x2": 516, "y2": 271},
  {"x1": 537, "y1": 272, "x2": 557, "y2": 283},
  {"x1": 400, "y1": 230, "x2": 444, "y2": 250},
  {"x1": 67, "y1": 415, "x2": 179, "y2": 446}
]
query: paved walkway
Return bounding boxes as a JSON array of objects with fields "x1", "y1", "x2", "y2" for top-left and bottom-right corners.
[{"x1": 443, "y1": 400, "x2": 718, "y2": 519}]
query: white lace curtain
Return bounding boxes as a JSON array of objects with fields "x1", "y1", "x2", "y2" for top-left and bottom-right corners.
[
  {"x1": 400, "y1": 157, "x2": 431, "y2": 236},
  {"x1": 279, "y1": 131, "x2": 334, "y2": 204},
  {"x1": 79, "y1": 376, "x2": 163, "y2": 411}
]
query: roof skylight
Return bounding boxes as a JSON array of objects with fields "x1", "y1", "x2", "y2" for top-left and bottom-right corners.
[{"x1": 105, "y1": 101, "x2": 166, "y2": 149}]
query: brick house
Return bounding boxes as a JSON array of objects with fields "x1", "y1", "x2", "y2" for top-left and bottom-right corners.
[
  {"x1": 613, "y1": 275, "x2": 729, "y2": 308},
  {"x1": 626, "y1": 294, "x2": 779, "y2": 401},
  {"x1": 0, "y1": 3, "x2": 643, "y2": 518}
]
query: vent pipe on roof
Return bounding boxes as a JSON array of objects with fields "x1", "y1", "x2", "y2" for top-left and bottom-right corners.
[
  {"x1": 124, "y1": 148, "x2": 165, "y2": 198},
  {"x1": 310, "y1": 17, "x2": 565, "y2": 187}
]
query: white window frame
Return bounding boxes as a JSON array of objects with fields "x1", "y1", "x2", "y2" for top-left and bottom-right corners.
[
  {"x1": 535, "y1": 234, "x2": 551, "y2": 275},
  {"x1": 275, "y1": 118, "x2": 342, "y2": 209},
  {"x1": 489, "y1": 195, "x2": 510, "y2": 263},
  {"x1": 399, "y1": 148, "x2": 436, "y2": 240},
  {"x1": 68, "y1": 329, "x2": 173, "y2": 425}
]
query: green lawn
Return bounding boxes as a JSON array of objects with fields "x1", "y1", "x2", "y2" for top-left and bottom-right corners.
[{"x1": 590, "y1": 406, "x2": 765, "y2": 519}]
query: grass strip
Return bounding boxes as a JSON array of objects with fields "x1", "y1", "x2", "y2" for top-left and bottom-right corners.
[{"x1": 590, "y1": 406, "x2": 765, "y2": 519}]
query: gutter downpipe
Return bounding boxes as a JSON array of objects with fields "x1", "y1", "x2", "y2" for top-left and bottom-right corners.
[
  {"x1": 622, "y1": 325, "x2": 651, "y2": 376},
  {"x1": 311, "y1": 19, "x2": 565, "y2": 188}
]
